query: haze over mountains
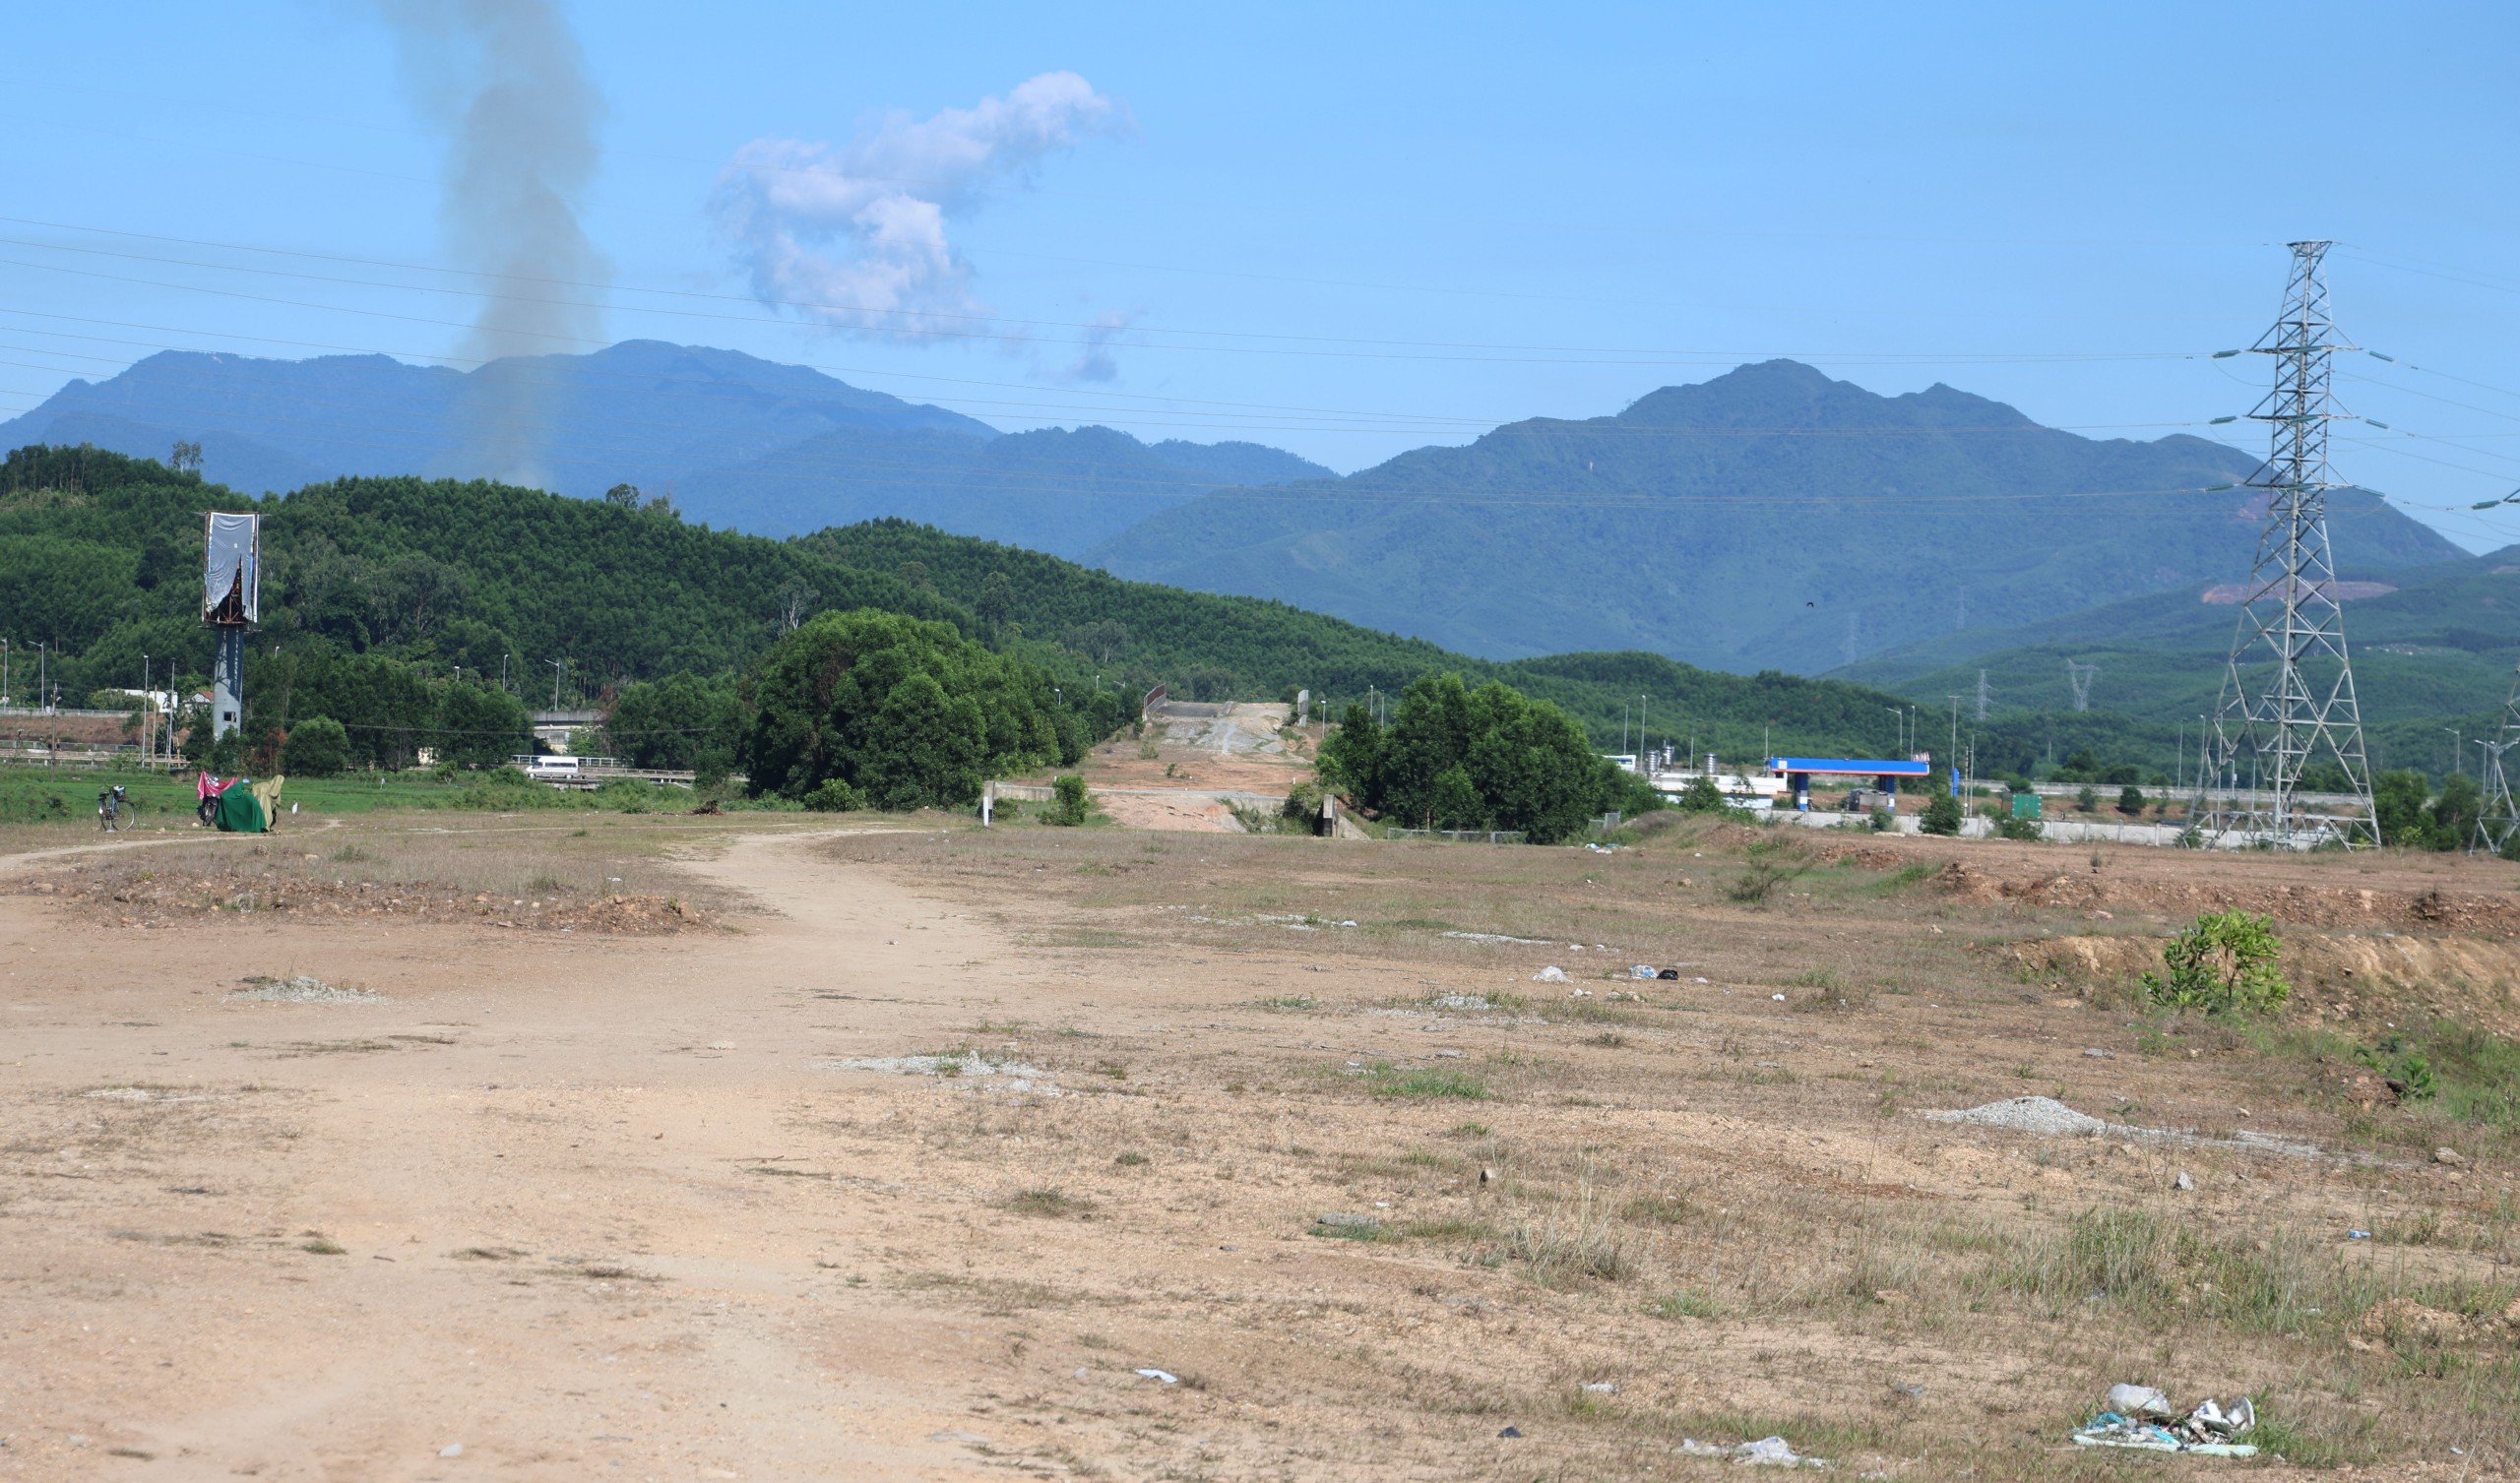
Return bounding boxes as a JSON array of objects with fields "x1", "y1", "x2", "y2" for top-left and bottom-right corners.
[
  {"x1": 0, "y1": 340, "x2": 1330, "y2": 559},
  {"x1": 3, "y1": 344, "x2": 2463, "y2": 677}
]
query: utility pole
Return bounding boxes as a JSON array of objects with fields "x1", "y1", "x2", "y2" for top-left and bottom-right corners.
[
  {"x1": 1975, "y1": 669, "x2": 1990, "y2": 722},
  {"x1": 548, "y1": 657, "x2": 568, "y2": 712},
  {"x1": 1885, "y1": 707, "x2": 1902, "y2": 755},
  {"x1": 2441, "y1": 727, "x2": 2462, "y2": 782},
  {"x1": 2194, "y1": 241, "x2": 2379, "y2": 846}
]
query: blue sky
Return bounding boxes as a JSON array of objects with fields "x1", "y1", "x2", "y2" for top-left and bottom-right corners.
[{"x1": 6, "y1": 2, "x2": 2518, "y2": 545}]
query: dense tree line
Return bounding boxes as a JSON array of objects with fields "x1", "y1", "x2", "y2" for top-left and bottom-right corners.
[
  {"x1": 6, "y1": 444, "x2": 1996, "y2": 777},
  {"x1": 1316, "y1": 672, "x2": 1654, "y2": 843}
]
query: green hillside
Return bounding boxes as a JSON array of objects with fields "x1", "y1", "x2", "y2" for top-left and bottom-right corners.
[
  {"x1": 1835, "y1": 545, "x2": 2520, "y2": 779},
  {"x1": 4, "y1": 443, "x2": 1930, "y2": 764}
]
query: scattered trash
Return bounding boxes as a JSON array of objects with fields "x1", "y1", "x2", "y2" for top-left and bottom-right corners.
[
  {"x1": 1497, "y1": 1425, "x2": 1523, "y2": 1439},
  {"x1": 1630, "y1": 963, "x2": 1659, "y2": 979},
  {"x1": 2348, "y1": 1229, "x2": 2372, "y2": 1241},
  {"x1": 439, "y1": 1444, "x2": 465, "y2": 1458},
  {"x1": 1534, "y1": 965, "x2": 1569, "y2": 983},
  {"x1": 2106, "y1": 1385, "x2": 2173, "y2": 1418},
  {"x1": 2173, "y1": 1170, "x2": 2195, "y2": 1191},
  {"x1": 1679, "y1": 1436, "x2": 1825, "y2": 1468},
  {"x1": 2071, "y1": 1388, "x2": 2256, "y2": 1455},
  {"x1": 1134, "y1": 1368, "x2": 1179, "y2": 1385},
  {"x1": 1428, "y1": 992, "x2": 1497, "y2": 1011},
  {"x1": 228, "y1": 974, "x2": 379, "y2": 1004},
  {"x1": 1582, "y1": 1381, "x2": 1616, "y2": 1393},
  {"x1": 1479, "y1": 1166, "x2": 1498, "y2": 1185},
  {"x1": 2082, "y1": 1047, "x2": 2113, "y2": 1059},
  {"x1": 1691, "y1": 976, "x2": 1710, "y2": 984},
  {"x1": 1770, "y1": 993, "x2": 1787, "y2": 1002},
  {"x1": 1659, "y1": 968, "x2": 1682, "y2": 980}
]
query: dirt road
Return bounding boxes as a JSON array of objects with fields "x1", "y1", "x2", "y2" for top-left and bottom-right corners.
[{"x1": 1, "y1": 829, "x2": 1107, "y2": 1480}]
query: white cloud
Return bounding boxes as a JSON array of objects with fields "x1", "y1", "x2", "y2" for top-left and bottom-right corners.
[{"x1": 713, "y1": 72, "x2": 1126, "y2": 343}]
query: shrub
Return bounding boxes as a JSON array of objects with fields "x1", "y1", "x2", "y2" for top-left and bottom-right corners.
[
  {"x1": 1995, "y1": 815, "x2": 2042, "y2": 841},
  {"x1": 1674, "y1": 774, "x2": 1729, "y2": 814},
  {"x1": 1919, "y1": 792, "x2": 1963, "y2": 835},
  {"x1": 1283, "y1": 776, "x2": 1325, "y2": 832},
  {"x1": 2117, "y1": 784, "x2": 2147, "y2": 816},
  {"x1": 802, "y1": 777, "x2": 864, "y2": 812},
  {"x1": 2143, "y1": 909, "x2": 2289, "y2": 1015},
  {"x1": 1047, "y1": 774, "x2": 1090, "y2": 826},
  {"x1": 282, "y1": 716, "x2": 351, "y2": 777},
  {"x1": 2075, "y1": 785, "x2": 2099, "y2": 813}
]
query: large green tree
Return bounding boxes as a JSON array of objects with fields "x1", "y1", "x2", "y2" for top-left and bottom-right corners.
[
  {"x1": 1331, "y1": 670, "x2": 1641, "y2": 842},
  {"x1": 742, "y1": 609, "x2": 1074, "y2": 809}
]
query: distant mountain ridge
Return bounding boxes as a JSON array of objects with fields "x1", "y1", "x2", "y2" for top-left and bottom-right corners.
[
  {"x1": 0, "y1": 340, "x2": 1331, "y2": 559},
  {"x1": 4, "y1": 347, "x2": 2466, "y2": 674},
  {"x1": 1088, "y1": 359, "x2": 2462, "y2": 672}
]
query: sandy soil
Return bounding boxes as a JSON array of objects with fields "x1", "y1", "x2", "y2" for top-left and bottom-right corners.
[{"x1": 3, "y1": 814, "x2": 2514, "y2": 1480}]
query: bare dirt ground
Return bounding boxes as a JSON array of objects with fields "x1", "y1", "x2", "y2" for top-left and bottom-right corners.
[
  {"x1": 3, "y1": 811, "x2": 2515, "y2": 1479},
  {"x1": 1014, "y1": 704, "x2": 1320, "y2": 834}
]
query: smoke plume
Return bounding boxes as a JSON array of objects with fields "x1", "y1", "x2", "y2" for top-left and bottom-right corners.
[
  {"x1": 712, "y1": 72, "x2": 1124, "y2": 345},
  {"x1": 376, "y1": 0, "x2": 608, "y2": 486}
]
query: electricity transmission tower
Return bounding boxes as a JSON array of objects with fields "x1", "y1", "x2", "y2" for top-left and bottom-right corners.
[
  {"x1": 2192, "y1": 241, "x2": 2378, "y2": 847},
  {"x1": 2477, "y1": 662, "x2": 2520, "y2": 855},
  {"x1": 2065, "y1": 661, "x2": 2098, "y2": 712}
]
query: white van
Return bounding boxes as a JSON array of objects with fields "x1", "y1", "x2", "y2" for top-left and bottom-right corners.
[{"x1": 525, "y1": 755, "x2": 582, "y2": 780}]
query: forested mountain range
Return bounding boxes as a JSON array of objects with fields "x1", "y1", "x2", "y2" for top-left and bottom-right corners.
[
  {"x1": 1090, "y1": 359, "x2": 2463, "y2": 672},
  {"x1": 0, "y1": 341, "x2": 1328, "y2": 559},
  {"x1": 8, "y1": 344, "x2": 2468, "y2": 679}
]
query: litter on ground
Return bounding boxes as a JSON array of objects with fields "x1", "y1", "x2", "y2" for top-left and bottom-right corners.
[
  {"x1": 1678, "y1": 1435, "x2": 1824, "y2": 1468},
  {"x1": 2070, "y1": 1388, "x2": 2256, "y2": 1456},
  {"x1": 1533, "y1": 965, "x2": 1569, "y2": 983},
  {"x1": 1134, "y1": 1368, "x2": 1179, "y2": 1385}
]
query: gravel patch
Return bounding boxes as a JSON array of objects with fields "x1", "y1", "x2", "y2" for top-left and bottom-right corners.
[{"x1": 227, "y1": 975, "x2": 381, "y2": 1004}]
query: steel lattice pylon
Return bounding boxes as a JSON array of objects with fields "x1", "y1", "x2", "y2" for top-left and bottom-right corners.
[
  {"x1": 2476, "y1": 662, "x2": 2520, "y2": 856},
  {"x1": 2192, "y1": 242, "x2": 2380, "y2": 848}
]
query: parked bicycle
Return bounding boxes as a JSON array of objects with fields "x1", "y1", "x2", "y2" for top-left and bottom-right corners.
[{"x1": 96, "y1": 784, "x2": 130, "y2": 833}]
